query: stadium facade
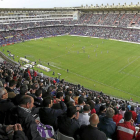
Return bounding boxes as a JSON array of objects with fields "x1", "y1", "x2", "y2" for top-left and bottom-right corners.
[{"x1": 1, "y1": 3, "x2": 140, "y2": 45}]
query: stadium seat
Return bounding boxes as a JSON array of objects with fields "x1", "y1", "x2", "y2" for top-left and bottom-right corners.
[{"x1": 57, "y1": 130, "x2": 74, "y2": 140}]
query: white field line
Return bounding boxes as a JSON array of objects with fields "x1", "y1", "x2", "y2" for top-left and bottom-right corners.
[
  {"x1": 119, "y1": 71, "x2": 140, "y2": 79},
  {"x1": 68, "y1": 70, "x2": 140, "y2": 98},
  {"x1": 118, "y1": 56, "x2": 140, "y2": 73},
  {"x1": 46, "y1": 62, "x2": 140, "y2": 98}
]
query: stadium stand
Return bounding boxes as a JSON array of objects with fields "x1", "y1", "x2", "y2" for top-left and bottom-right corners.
[{"x1": 1, "y1": 3, "x2": 140, "y2": 140}]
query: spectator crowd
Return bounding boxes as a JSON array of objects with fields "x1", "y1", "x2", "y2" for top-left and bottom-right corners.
[
  {"x1": 1, "y1": 25, "x2": 140, "y2": 46},
  {"x1": 0, "y1": 60, "x2": 139, "y2": 140}
]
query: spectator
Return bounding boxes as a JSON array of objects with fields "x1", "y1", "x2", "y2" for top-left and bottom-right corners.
[
  {"x1": 119, "y1": 106, "x2": 126, "y2": 118},
  {"x1": 78, "y1": 104, "x2": 90, "y2": 126},
  {"x1": 68, "y1": 91, "x2": 75, "y2": 102},
  {"x1": 98, "y1": 107, "x2": 116, "y2": 139},
  {"x1": 13, "y1": 95, "x2": 47, "y2": 140},
  {"x1": 98, "y1": 105, "x2": 106, "y2": 117},
  {"x1": 39, "y1": 82, "x2": 47, "y2": 98},
  {"x1": 0, "y1": 123, "x2": 27, "y2": 140},
  {"x1": 130, "y1": 106, "x2": 137, "y2": 122},
  {"x1": 67, "y1": 101, "x2": 75, "y2": 108},
  {"x1": 34, "y1": 89, "x2": 43, "y2": 107},
  {"x1": 79, "y1": 113, "x2": 107, "y2": 140},
  {"x1": 73, "y1": 91, "x2": 79, "y2": 105},
  {"x1": 136, "y1": 125, "x2": 140, "y2": 140},
  {"x1": 86, "y1": 96, "x2": 92, "y2": 104},
  {"x1": 113, "y1": 107, "x2": 123, "y2": 125},
  {"x1": 58, "y1": 106, "x2": 80, "y2": 140},
  {"x1": 88, "y1": 100, "x2": 96, "y2": 114},
  {"x1": 77, "y1": 96, "x2": 85, "y2": 113},
  {"x1": 28, "y1": 83, "x2": 39, "y2": 99},
  {"x1": 13, "y1": 85, "x2": 28, "y2": 105},
  {"x1": 127, "y1": 103, "x2": 131, "y2": 111},
  {"x1": 137, "y1": 112, "x2": 140, "y2": 125},
  {"x1": 23, "y1": 69, "x2": 29, "y2": 80},
  {"x1": 39, "y1": 96, "x2": 67, "y2": 130},
  {"x1": 95, "y1": 99, "x2": 101, "y2": 114},
  {"x1": 6, "y1": 80, "x2": 17, "y2": 98},
  {"x1": 52, "y1": 92, "x2": 64, "y2": 109},
  {"x1": 33, "y1": 70, "x2": 37, "y2": 78},
  {"x1": 117, "y1": 111, "x2": 136, "y2": 140},
  {"x1": 64, "y1": 95, "x2": 70, "y2": 105},
  {"x1": 136, "y1": 105, "x2": 140, "y2": 114},
  {"x1": 0, "y1": 87, "x2": 15, "y2": 124}
]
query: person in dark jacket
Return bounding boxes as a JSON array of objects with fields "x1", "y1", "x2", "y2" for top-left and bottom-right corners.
[
  {"x1": 79, "y1": 113, "x2": 107, "y2": 140},
  {"x1": 0, "y1": 87, "x2": 15, "y2": 124},
  {"x1": 13, "y1": 85, "x2": 28, "y2": 105},
  {"x1": 39, "y1": 82, "x2": 47, "y2": 98},
  {"x1": 0, "y1": 123, "x2": 28, "y2": 140},
  {"x1": 98, "y1": 105, "x2": 106, "y2": 118},
  {"x1": 23, "y1": 69, "x2": 29, "y2": 80},
  {"x1": 95, "y1": 99, "x2": 101, "y2": 114},
  {"x1": 98, "y1": 107, "x2": 116, "y2": 139},
  {"x1": 13, "y1": 95, "x2": 53, "y2": 140},
  {"x1": 39, "y1": 96, "x2": 67, "y2": 130},
  {"x1": 58, "y1": 106, "x2": 80, "y2": 140},
  {"x1": 5, "y1": 80, "x2": 17, "y2": 98},
  {"x1": 52, "y1": 92, "x2": 64, "y2": 109},
  {"x1": 34, "y1": 89, "x2": 43, "y2": 107}
]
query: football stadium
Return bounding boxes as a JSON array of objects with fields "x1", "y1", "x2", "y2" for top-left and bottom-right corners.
[{"x1": 0, "y1": 1, "x2": 140, "y2": 140}]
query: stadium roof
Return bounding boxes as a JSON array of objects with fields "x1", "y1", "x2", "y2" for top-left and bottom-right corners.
[
  {"x1": 0, "y1": 5, "x2": 140, "y2": 12},
  {"x1": 79, "y1": 6, "x2": 140, "y2": 12}
]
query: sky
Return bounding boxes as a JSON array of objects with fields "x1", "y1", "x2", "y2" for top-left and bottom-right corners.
[{"x1": 0, "y1": 0, "x2": 139, "y2": 8}]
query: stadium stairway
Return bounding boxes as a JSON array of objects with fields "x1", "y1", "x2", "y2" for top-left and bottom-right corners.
[
  {"x1": 129, "y1": 14, "x2": 137, "y2": 26},
  {"x1": 113, "y1": 14, "x2": 120, "y2": 25},
  {"x1": 101, "y1": 13, "x2": 109, "y2": 24},
  {"x1": 121, "y1": 13, "x2": 126, "y2": 19}
]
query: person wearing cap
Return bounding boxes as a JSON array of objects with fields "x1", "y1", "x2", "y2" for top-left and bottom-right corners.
[
  {"x1": 98, "y1": 107, "x2": 116, "y2": 139},
  {"x1": 79, "y1": 113, "x2": 107, "y2": 140}
]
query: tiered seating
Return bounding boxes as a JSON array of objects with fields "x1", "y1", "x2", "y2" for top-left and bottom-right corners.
[{"x1": 102, "y1": 14, "x2": 119, "y2": 26}]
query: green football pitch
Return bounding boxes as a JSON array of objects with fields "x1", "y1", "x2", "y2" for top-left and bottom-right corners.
[{"x1": 1, "y1": 35, "x2": 140, "y2": 102}]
